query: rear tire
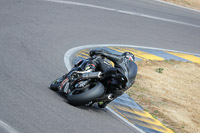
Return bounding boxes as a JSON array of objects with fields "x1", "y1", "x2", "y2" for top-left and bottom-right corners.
[{"x1": 67, "y1": 82, "x2": 105, "y2": 106}]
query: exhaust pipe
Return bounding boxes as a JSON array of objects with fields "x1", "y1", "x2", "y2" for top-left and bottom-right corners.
[{"x1": 81, "y1": 72, "x2": 102, "y2": 79}]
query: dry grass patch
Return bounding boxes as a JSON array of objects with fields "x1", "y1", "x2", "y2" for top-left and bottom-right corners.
[
  {"x1": 163, "y1": 0, "x2": 200, "y2": 10},
  {"x1": 126, "y1": 60, "x2": 200, "y2": 133}
]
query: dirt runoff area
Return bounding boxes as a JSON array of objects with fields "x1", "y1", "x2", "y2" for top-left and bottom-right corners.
[
  {"x1": 126, "y1": 60, "x2": 200, "y2": 133},
  {"x1": 163, "y1": 0, "x2": 200, "y2": 10}
]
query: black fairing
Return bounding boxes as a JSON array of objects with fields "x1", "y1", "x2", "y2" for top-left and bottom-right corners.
[
  {"x1": 67, "y1": 81, "x2": 105, "y2": 106},
  {"x1": 126, "y1": 61, "x2": 137, "y2": 88}
]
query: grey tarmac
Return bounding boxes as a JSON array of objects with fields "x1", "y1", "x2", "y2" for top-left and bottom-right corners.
[{"x1": 0, "y1": 0, "x2": 199, "y2": 133}]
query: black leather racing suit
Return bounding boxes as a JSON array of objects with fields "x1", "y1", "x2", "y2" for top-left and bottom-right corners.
[{"x1": 88, "y1": 49, "x2": 138, "y2": 96}]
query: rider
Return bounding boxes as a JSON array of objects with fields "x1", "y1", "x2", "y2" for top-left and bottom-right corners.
[{"x1": 83, "y1": 49, "x2": 138, "y2": 107}]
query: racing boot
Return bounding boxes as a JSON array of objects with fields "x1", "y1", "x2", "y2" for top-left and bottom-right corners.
[{"x1": 98, "y1": 101, "x2": 109, "y2": 108}]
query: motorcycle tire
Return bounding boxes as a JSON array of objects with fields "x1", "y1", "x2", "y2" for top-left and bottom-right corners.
[
  {"x1": 50, "y1": 80, "x2": 60, "y2": 91},
  {"x1": 67, "y1": 81, "x2": 105, "y2": 106},
  {"x1": 50, "y1": 76, "x2": 65, "y2": 91}
]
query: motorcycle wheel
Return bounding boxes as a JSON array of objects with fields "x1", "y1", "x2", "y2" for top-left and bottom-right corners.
[
  {"x1": 67, "y1": 81, "x2": 105, "y2": 106},
  {"x1": 50, "y1": 76, "x2": 65, "y2": 91}
]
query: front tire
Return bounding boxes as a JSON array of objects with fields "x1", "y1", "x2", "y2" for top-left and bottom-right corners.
[
  {"x1": 50, "y1": 80, "x2": 60, "y2": 91},
  {"x1": 50, "y1": 76, "x2": 66, "y2": 91},
  {"x1": 67, "y1": 82, "x2": 105, "y2": 106}
]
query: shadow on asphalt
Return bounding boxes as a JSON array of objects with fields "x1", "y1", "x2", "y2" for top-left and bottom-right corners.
[{"x1": 48, "y1": 86, "x2": 107, "y2": 112}]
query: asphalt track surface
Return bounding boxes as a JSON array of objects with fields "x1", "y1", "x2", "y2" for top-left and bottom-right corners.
[{"x1": 0, "y1": 0, "x2": 200, "y2": 133}]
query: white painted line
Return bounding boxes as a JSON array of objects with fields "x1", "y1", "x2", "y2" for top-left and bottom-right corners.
[
  {"x1": 64, "y1": 44, "x2": 200, "y2": 68},
  {"x1": 45, "y1": 0, "x2": 200, "y2": 28},
  {"x1": 154, "y1": 0, "x2": 200, "y2": 13},
  {"x1": 0, "y1": 120, "x2": 18, "y2": 133}
]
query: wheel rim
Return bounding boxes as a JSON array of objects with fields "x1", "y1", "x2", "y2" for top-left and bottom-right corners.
[{"x1": 69, "y1": 82, "x2": 96, "y2": 95}]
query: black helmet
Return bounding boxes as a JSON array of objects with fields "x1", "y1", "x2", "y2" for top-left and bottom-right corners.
[{"x1": 122, "y1": 52, "x2": 135, "y2": 61}]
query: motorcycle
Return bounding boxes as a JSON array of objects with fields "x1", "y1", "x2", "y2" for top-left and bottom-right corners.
[{"x1": 50, "y1": 55, "x2": 126, "y2": 108}]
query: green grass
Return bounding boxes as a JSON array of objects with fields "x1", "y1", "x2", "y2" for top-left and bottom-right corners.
[{"x1": 155, "y1": 68, "x2": 164, "y2": 73}]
